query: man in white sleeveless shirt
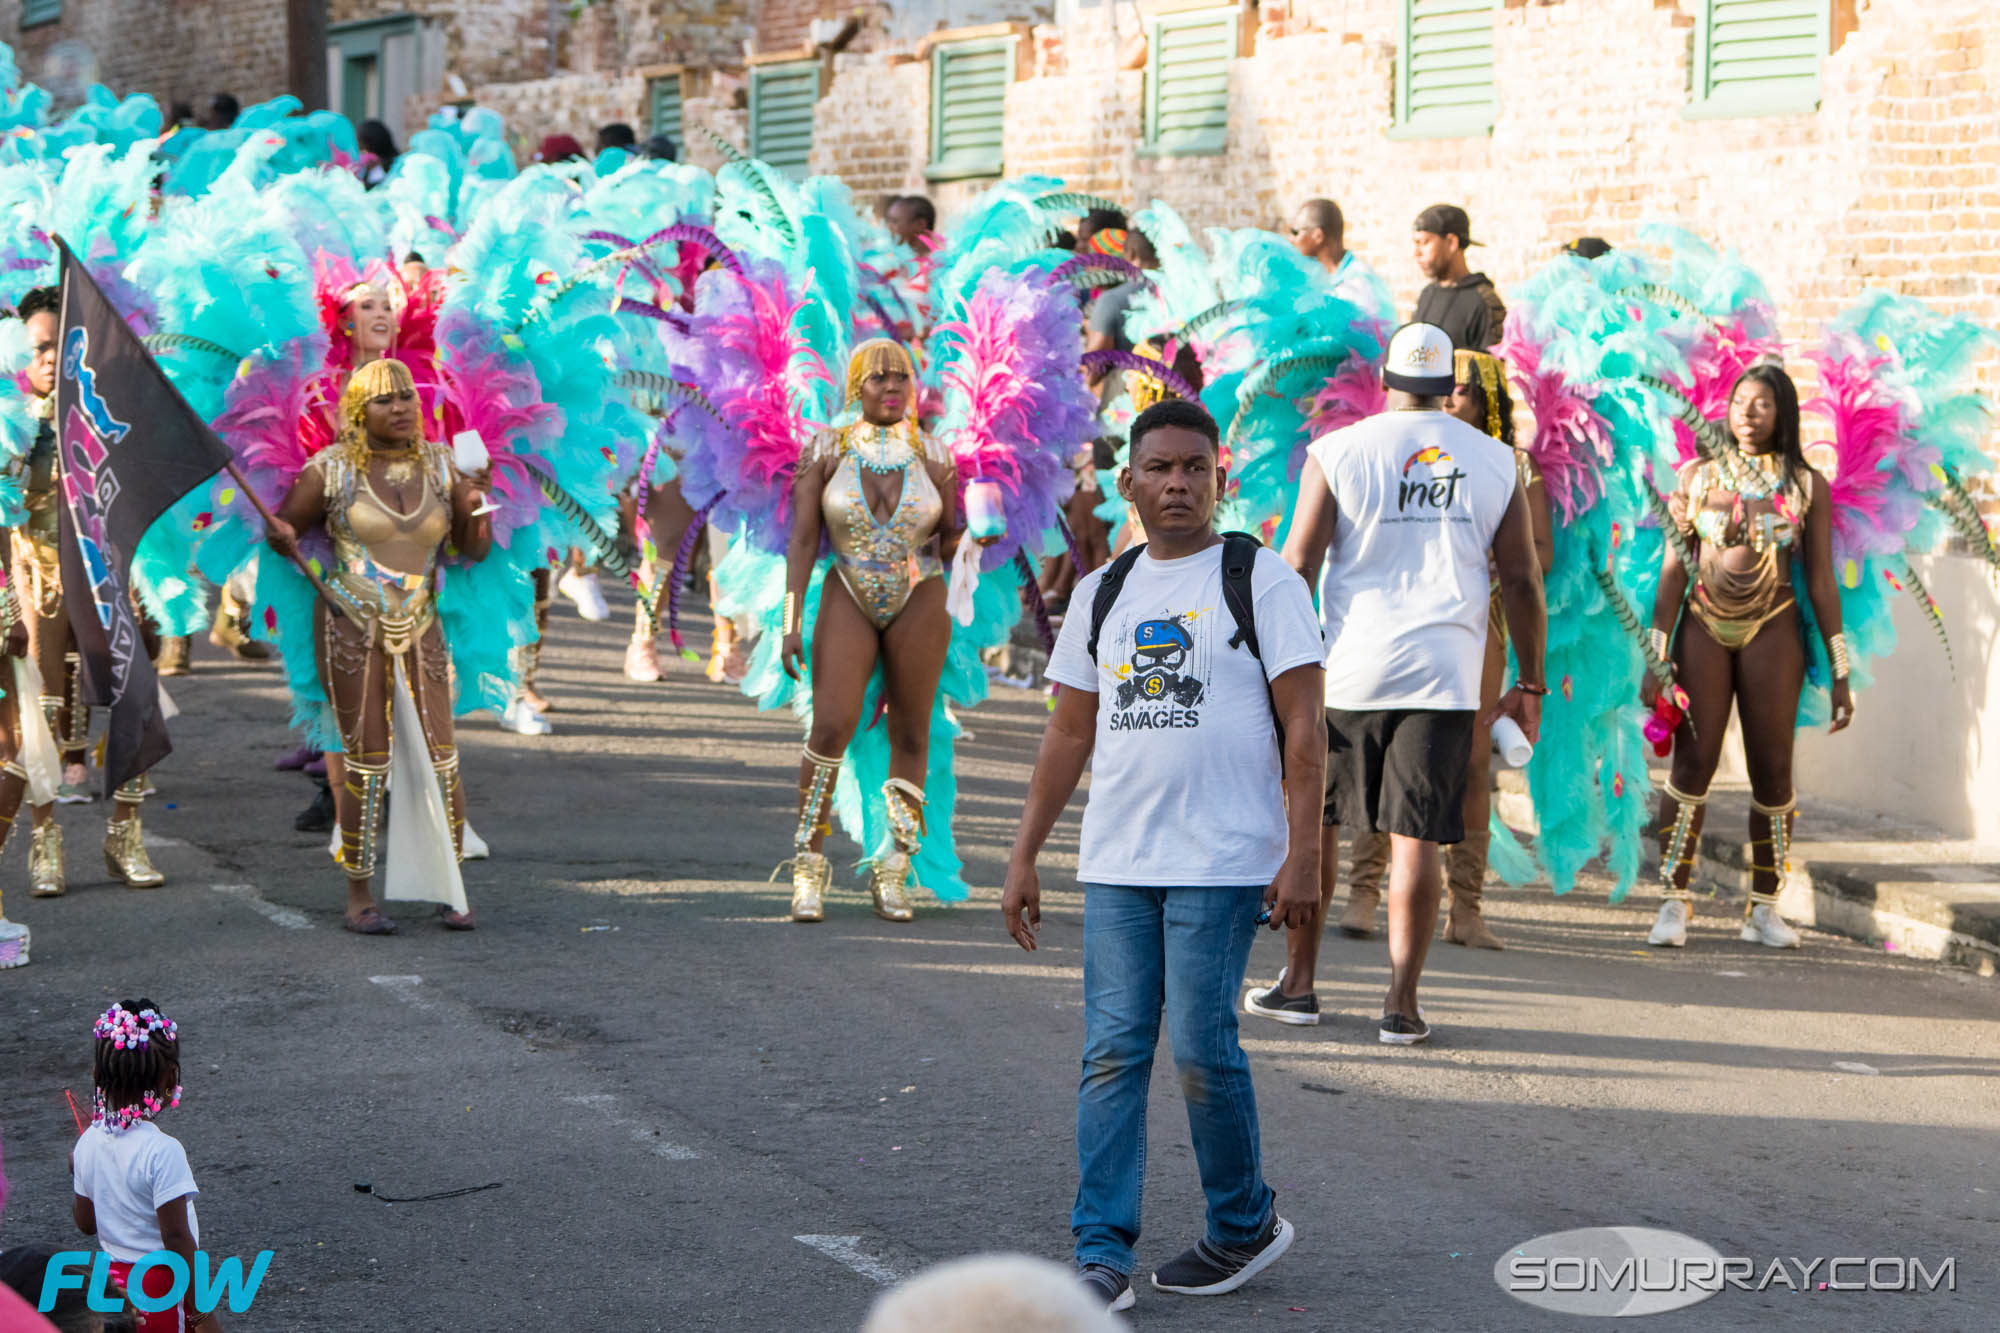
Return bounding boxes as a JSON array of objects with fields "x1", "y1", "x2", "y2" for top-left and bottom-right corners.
[{"x1": 1251, "y1": 322, "x2": 1547, "y2": 1044}]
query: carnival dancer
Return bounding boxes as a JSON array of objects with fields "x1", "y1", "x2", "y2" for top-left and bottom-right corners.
[
  {"x1": 779, "y1": 340, "x2": 964, "y2": 922},
  {"x1": 1643, "y1": 362, "x2": 1850, "y2": 949},
  {"x1": 681, "y1": 167, "x2": 1091, "y2": 917},
  {"x1": 5, "y1": 287, "x2": 164, "y2": 890},
  {"x1": 187, "y1": 165, "x2": 637, "y2": 919},
  {"x1": 0, "y1": 539, "x2": 56, "y2": 967},
  {"x1": 265, "y1": 358, "x2": 492, "y2": 934}
]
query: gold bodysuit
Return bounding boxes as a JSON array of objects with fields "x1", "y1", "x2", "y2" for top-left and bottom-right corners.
[
  {"x1": 818, "y1": 422, "x2": 945, "y2": 629},
  {"x1": 310, "y1": 441, "x2": 456, "y2": 654},
  {"x1": 9, "y1": 415, "x2": 64, "y2": 619},
  {"x1": 1671, "y1": 452, "x2": 1811, "y2": 651}
]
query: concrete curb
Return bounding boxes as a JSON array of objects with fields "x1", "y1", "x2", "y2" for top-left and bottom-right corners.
[{"x1": 1496, "y1": 774, "x2": 2000, "y2": 976}]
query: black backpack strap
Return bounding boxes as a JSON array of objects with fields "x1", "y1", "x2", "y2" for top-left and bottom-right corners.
[
  {"x1": 1219, "y1": 531, "x2": 1262, "y2": 660},
  {"x1": 1086, "y1": 544, "x2": 1147, "y2": 663}
]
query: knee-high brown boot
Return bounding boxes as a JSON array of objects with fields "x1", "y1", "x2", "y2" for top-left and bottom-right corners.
[
  {"x1": 1338, "y1": 830, "x2": 1390, "y2": 937},
  {"x1": 1443, "y1": 825, "x2": 1502, "y2": 949}
]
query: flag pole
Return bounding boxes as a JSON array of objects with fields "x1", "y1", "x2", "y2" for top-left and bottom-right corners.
[{"x1": 223, "y1": 461, "x2": 349, "y2": 621}]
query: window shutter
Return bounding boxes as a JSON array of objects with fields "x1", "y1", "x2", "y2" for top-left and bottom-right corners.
[
  {"x1": 21, "y1": 0, "x2": 62, "y2": 26},
  {"x1": 1145, "y1": 8, "x2": 1236, "y2": 156},
  {"x1": 1692, "y1": 0, "x2": 1828, "y2": 117},
  {"x1": 928, "y1": 39, "x2": 1013, "y2": 181},
  {"x1": 749, "y1": 62, "x2": 820, "y2": 178},
  {"x1": 1395, "y1": 0, "x2": 1498, "y2": 139},
  {"x1": 648, "y1": 75, "x2": 684, "y2": 143}
]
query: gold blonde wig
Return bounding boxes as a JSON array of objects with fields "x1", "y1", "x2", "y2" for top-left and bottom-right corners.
[
  {"x1": 845, "y1": 338, "x2": 916, "y2": 415},
  {"x1": 1454, "y1": 348, "x2": 1507, "y2": 441}
]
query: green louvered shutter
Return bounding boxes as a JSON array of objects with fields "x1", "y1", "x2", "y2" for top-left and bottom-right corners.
[
  {"x1": 749, "y1": 62, "x2": 819, "y2": 178},
  {"x1": 1395, "y1": 0, "x2": 1498, "y2": 139},
  {"x1": 21, "y1": 0, "x2": 62, "y2": 25},
  {"x1": 928, "y1": 39, "x2": 1012, "y2": 181},
  {"x1": 1691, "y1": 0, "x2": 1828, "y2": 117},
  {"x1": 648, "y1": 75, "x2": 683, "y2": 144},
  {"x1": 1145, "y1": 8, "x2": 1235, "y2": 156}
]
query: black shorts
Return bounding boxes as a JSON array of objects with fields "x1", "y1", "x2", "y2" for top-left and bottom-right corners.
[{"x1": 1321, "y1": 707, "x2": 1477, "y2": 844}]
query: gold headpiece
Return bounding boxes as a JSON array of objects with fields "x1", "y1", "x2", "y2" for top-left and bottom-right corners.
[
  {"x1": 1454, "y1": 349, "x2": 1506, "y2": 441},
  {"x1": 340, "y1": 280, "x2": 386, "y2": 308},
  {"x1": 339, "y1": 358, "x2": 416, "y2": 434},
  {"x1": 1128, "y1": 342, "x2": 1172, "y2": 413},
  {"x1": 845, "y1": 338, "x2": 916, "y2": 415}
]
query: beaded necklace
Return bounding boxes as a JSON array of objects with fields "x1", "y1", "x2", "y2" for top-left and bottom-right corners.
[{"x1": 848, "y1": 421, "x2": 918, "y2": 474}]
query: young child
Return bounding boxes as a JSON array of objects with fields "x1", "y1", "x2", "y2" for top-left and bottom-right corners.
[{"x1": 70, "y1": 999, "x2": 219, "y2": 1332}]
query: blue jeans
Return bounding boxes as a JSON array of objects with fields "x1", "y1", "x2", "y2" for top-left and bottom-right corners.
[{"x1": 1072, "y1": 883, "x2": 1275, "y2": 1275}]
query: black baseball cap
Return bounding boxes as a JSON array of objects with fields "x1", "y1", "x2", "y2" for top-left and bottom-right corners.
[{"x1": 1413, "y1": 203, "x2": 1479, "y2": 247}]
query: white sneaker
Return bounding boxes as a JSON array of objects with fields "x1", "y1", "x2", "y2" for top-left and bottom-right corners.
[
  {"x1": 625, "y1": 635, "x2": 663, "y2": 682},
  {"x1": 558, "y1": 569, "x2": 611, "y2": 621},
  {"x1": 1648, "y1": 898, "x2": 1689, "y2": 948},
  {"x1": 461, "y1": 823, "x2": 490, "y2": 860},
  {"x1": 501, "y1": 699, "x2": 554, "y2": 736},
  {"x1": 1740, "y1": 903, "x2": 1801, "y2": 949}
]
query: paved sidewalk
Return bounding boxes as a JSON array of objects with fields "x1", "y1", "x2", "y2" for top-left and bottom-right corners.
[{"x1": 1499, "y1": 772, "x2": 2000, "y2": 974}]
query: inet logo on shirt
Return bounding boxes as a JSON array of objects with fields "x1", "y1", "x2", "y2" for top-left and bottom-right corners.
[
  {"x1": 1107, "y1": 607, "x2": 1212, "y2": 728},
  {"x1": 1397, "y1": 446, "x2": 1468, "y2": 515}
]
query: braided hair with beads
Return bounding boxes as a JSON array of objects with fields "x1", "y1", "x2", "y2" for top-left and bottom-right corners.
[{"x1": 91, "y1": 998, "x2": 182, "y2": 1132}]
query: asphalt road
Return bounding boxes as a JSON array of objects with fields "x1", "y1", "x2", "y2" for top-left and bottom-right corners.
[{"x1": 2, "y1": 595, "x2": 1996, "y2": 1332}]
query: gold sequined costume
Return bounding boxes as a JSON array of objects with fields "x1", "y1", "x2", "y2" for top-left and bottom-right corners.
[{"x1": 306, "y1": 359, "x2": 470, "y2": 911}]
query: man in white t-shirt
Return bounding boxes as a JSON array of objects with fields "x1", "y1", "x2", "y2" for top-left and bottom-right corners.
[
  {"x1": 1249, "y1": 322, "x2": 1546, "y2": 1046},
  {"x1": 1002, "y1": 399, "x2": 1326, "y2": 1313}
]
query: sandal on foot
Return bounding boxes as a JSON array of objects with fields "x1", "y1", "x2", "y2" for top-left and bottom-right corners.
[
  {"x1": 343, "y1": 907, "x2": 398, "y2": 936},
  {"x1": 438, "y1": 905, "x2": 477, "y2": 931}
]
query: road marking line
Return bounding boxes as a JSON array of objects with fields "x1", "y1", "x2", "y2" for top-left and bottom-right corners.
[
  {"x1": 368, "y1": 975, "x2": 436, "y2": 1010},
  {"x1": 211, "y1": 884, "x2": 312, "y2": 929},
  {"x1": 794, "y1": 1235, "x2": 905, "y2": 1286},
  {"x1": 561, "y1": 1094, "x2": 701, "y2": 1160}
]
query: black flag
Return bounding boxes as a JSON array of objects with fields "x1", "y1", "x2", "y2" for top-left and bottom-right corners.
[{"x1": 54, "y1": 239, "x2": 233, "y2": 795}]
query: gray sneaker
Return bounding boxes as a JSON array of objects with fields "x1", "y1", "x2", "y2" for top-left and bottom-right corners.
[
  {"x1": 1079, "y1": 1263, "x2": 1134, "y2": 1311},
  {"x1": 1152, "y1": 1214, "x2": 1294, "y2": 1296}
]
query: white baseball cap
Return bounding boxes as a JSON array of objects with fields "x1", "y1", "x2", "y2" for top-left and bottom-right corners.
[{"x1": 1382, "y1": 322, "x2": 1455, "y2": 396}]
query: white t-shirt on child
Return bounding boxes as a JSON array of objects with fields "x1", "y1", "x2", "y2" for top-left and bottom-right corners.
[
  {"x1": 72, "y1": 1121, "x2": 200, "y2": 1264},
  {"x1": 1045, "y1": 542, "x2": 1324, "y2": 886}
]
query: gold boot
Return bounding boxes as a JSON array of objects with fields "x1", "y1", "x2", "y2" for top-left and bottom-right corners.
[
  {"x1": 156, "y1": 636, "x2": 192, "y2": 676},
  {"x1": 209, "y1": 588, "x2": 271, "y2": 660},
  {"x1": 791, "y1": 851, "x2": 830, "y2": 923},
  {"x1": 870, "y1": 851, "x2": 916, "y2": 922},
  {"x1": 784, "y1": 747, "x2": 841, "y2": 923},
  {"x1": 871, "y1": 779, "x2": 926, "y2": 923},
  {"x1": 29, "y1": 822, "x2": 65, "y2": 897},
  {"x1": 104, "y1": 815, "x2": 164, "y2": 889}
]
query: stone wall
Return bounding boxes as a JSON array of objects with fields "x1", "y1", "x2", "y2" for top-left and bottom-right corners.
[
  {"x1": 441, "y1": 72, "x2": 650, "y2": 160},
  {"x1": 1, "y1": 0, "x2": 289, "y2": 114}
]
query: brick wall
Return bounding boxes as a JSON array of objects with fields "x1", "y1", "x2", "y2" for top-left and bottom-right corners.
[
  {"x1": 994, "y1": 0, "x2": 2000, "y2": 386},
  {"x1": 443, "y1": 71, "x2": 649, "y2": 160},
  {"x1": 331, "y1": 0, "x2": 556, "y2": 91},
  {"x1": 807, "y1": 51, "x2": 930, "y2": 202},
  {"x1": 2, "y1": 0, "x2": 289, "y2": 115}
]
